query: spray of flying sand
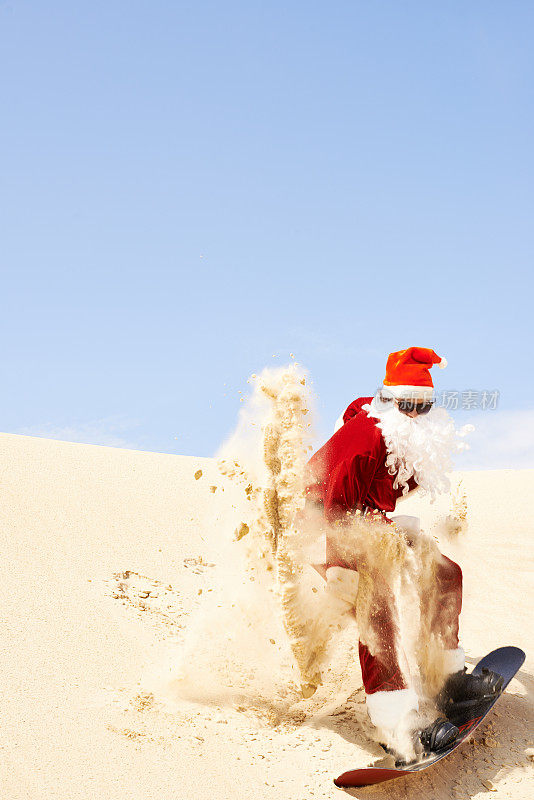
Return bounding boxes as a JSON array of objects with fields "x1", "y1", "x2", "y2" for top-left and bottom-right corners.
[
  {"x1": 169, "y1": 365, "x2": 464, "y2": 753},
  {"x1": 167, "y1": 365, "x2": 359, "y2": 718}
]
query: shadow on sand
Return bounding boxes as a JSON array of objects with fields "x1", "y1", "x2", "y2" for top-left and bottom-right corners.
[{"x1": 312, "y1": 661, "x2": 533, "y2": 799}]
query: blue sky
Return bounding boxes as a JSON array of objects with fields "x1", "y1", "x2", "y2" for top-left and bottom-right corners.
[{"x1": 1, "y1": 1, "x2": 533, "y2": 468}]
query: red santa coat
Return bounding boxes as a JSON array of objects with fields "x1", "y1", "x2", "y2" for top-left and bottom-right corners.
[
  {"x1": 306, "y1": 396, "x2": 416, "y2": 522},
  {"x1": 305, "y1": 397, "x2": 418, "y2": 694},
  {"x1": 305, "y1": 397, "x2": 462, "y2": 697}
]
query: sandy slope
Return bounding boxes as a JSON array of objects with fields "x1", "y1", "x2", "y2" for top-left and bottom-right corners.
[{"x1": 0, "y1": 432, "x2": 532, "y2": 799}]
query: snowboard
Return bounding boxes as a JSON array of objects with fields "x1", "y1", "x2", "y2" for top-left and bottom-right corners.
[{"x1": 334, "y1": 646, "x2": 526, "y2": 789}]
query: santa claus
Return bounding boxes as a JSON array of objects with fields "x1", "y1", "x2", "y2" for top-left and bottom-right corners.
[{"x1": 305, "y1": 347, "x2": 502, "y2": 757}]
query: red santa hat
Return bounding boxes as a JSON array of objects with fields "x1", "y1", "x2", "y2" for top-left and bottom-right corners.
[{"x1": 382, "y1": 347, "x2": 447, "y2": 400}]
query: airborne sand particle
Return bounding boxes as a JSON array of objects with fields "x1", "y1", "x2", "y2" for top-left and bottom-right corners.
[{"x1": 167, "y1": 367, "x2": 458, "y2": 757}]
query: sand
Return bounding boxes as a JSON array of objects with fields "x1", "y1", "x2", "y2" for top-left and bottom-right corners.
[{"x1": 0, "y1": 431, "x2": 533, "y2": 799}]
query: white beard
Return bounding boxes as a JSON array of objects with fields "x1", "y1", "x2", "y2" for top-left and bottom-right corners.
[{"x1": 363, "y1": 395, "x2": 470, "y2": 500}]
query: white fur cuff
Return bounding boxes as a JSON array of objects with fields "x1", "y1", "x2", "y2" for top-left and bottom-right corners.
[
  {"x1": 443, "y1": 647, "x2": 465, "y2": 675},
  {"x1": 325, "y1": 566, "x2": 359, "y2": 605},
  {"x1": 390, "y1": 515, "x2": 420, "y2": 536},
  {"x1": 365, "y1": 688, "x2": 419, "y2": 731}
]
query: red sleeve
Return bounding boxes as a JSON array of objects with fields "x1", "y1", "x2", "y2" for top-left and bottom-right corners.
[
  {"x1": 342, "y1": 396, "x2": 374, "y2": 424},
  {"x1": 323, "y1": 453, "x2": 379, "y2": 523},
  {"x1": 343, "y1": 401, "x2": 363, "y2": 423}
]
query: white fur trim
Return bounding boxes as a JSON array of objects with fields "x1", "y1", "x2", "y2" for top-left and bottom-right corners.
[
  {"x1": 390, "y1": 515, "x2": 420, "y2": 536},
  {"x1": 366, "y1": 688, "x2": 419, "y2": 731},
  {"x1": 333, "y1": 414, "x2": 344, "y2": 433},
  {"x1": 439, "y1": 357, "x2": 448, "y2": 369},
  {"x1": 382, "y1": 384, "x2": 435, "y2": 401},
  {"x1": 443, "y1": 646, "x2": 465, "y2": 675},
  {"x1": 325, "y1": 566, "x2": 359, "y2": 605}
]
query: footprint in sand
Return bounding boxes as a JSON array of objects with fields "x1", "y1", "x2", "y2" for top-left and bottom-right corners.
[
  {"x1": 106, "y1": 558, "x2": 216, "y2": 638},
  {"x1": 107, "y1": 570, "x2": 186, "y2": 638}
]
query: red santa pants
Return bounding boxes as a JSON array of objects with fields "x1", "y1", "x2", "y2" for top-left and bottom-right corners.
[{"x1": 326, "y1": 535, "x2": 463, "y2": 695}]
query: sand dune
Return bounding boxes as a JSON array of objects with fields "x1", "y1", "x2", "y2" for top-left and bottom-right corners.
[{"x1": 0, "y1": 432, "x2": 532, "y2": 799}]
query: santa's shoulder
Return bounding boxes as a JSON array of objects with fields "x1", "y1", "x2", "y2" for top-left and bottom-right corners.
[
  {"x1": 342, "y1": 396, "x2": 374, "y2": 424},
  {"x1": 334, "y1": 400, "x2": 386, "y2": 456}
]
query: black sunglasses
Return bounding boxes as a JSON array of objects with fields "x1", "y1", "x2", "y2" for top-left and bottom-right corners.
[{"x1": 396, "y1": 399, "x2": 433, "y2": 416}]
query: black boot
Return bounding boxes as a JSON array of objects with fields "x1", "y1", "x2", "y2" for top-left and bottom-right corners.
[
  {"x1": 437, "y1": 667, "x2": 503, "y2": 723},
  {"x1": 380, "y1": 717, "x2": 459, "y2": 765},
  {"x1": 419, "y1": 717, "x2": 459, "y2": 752}
]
